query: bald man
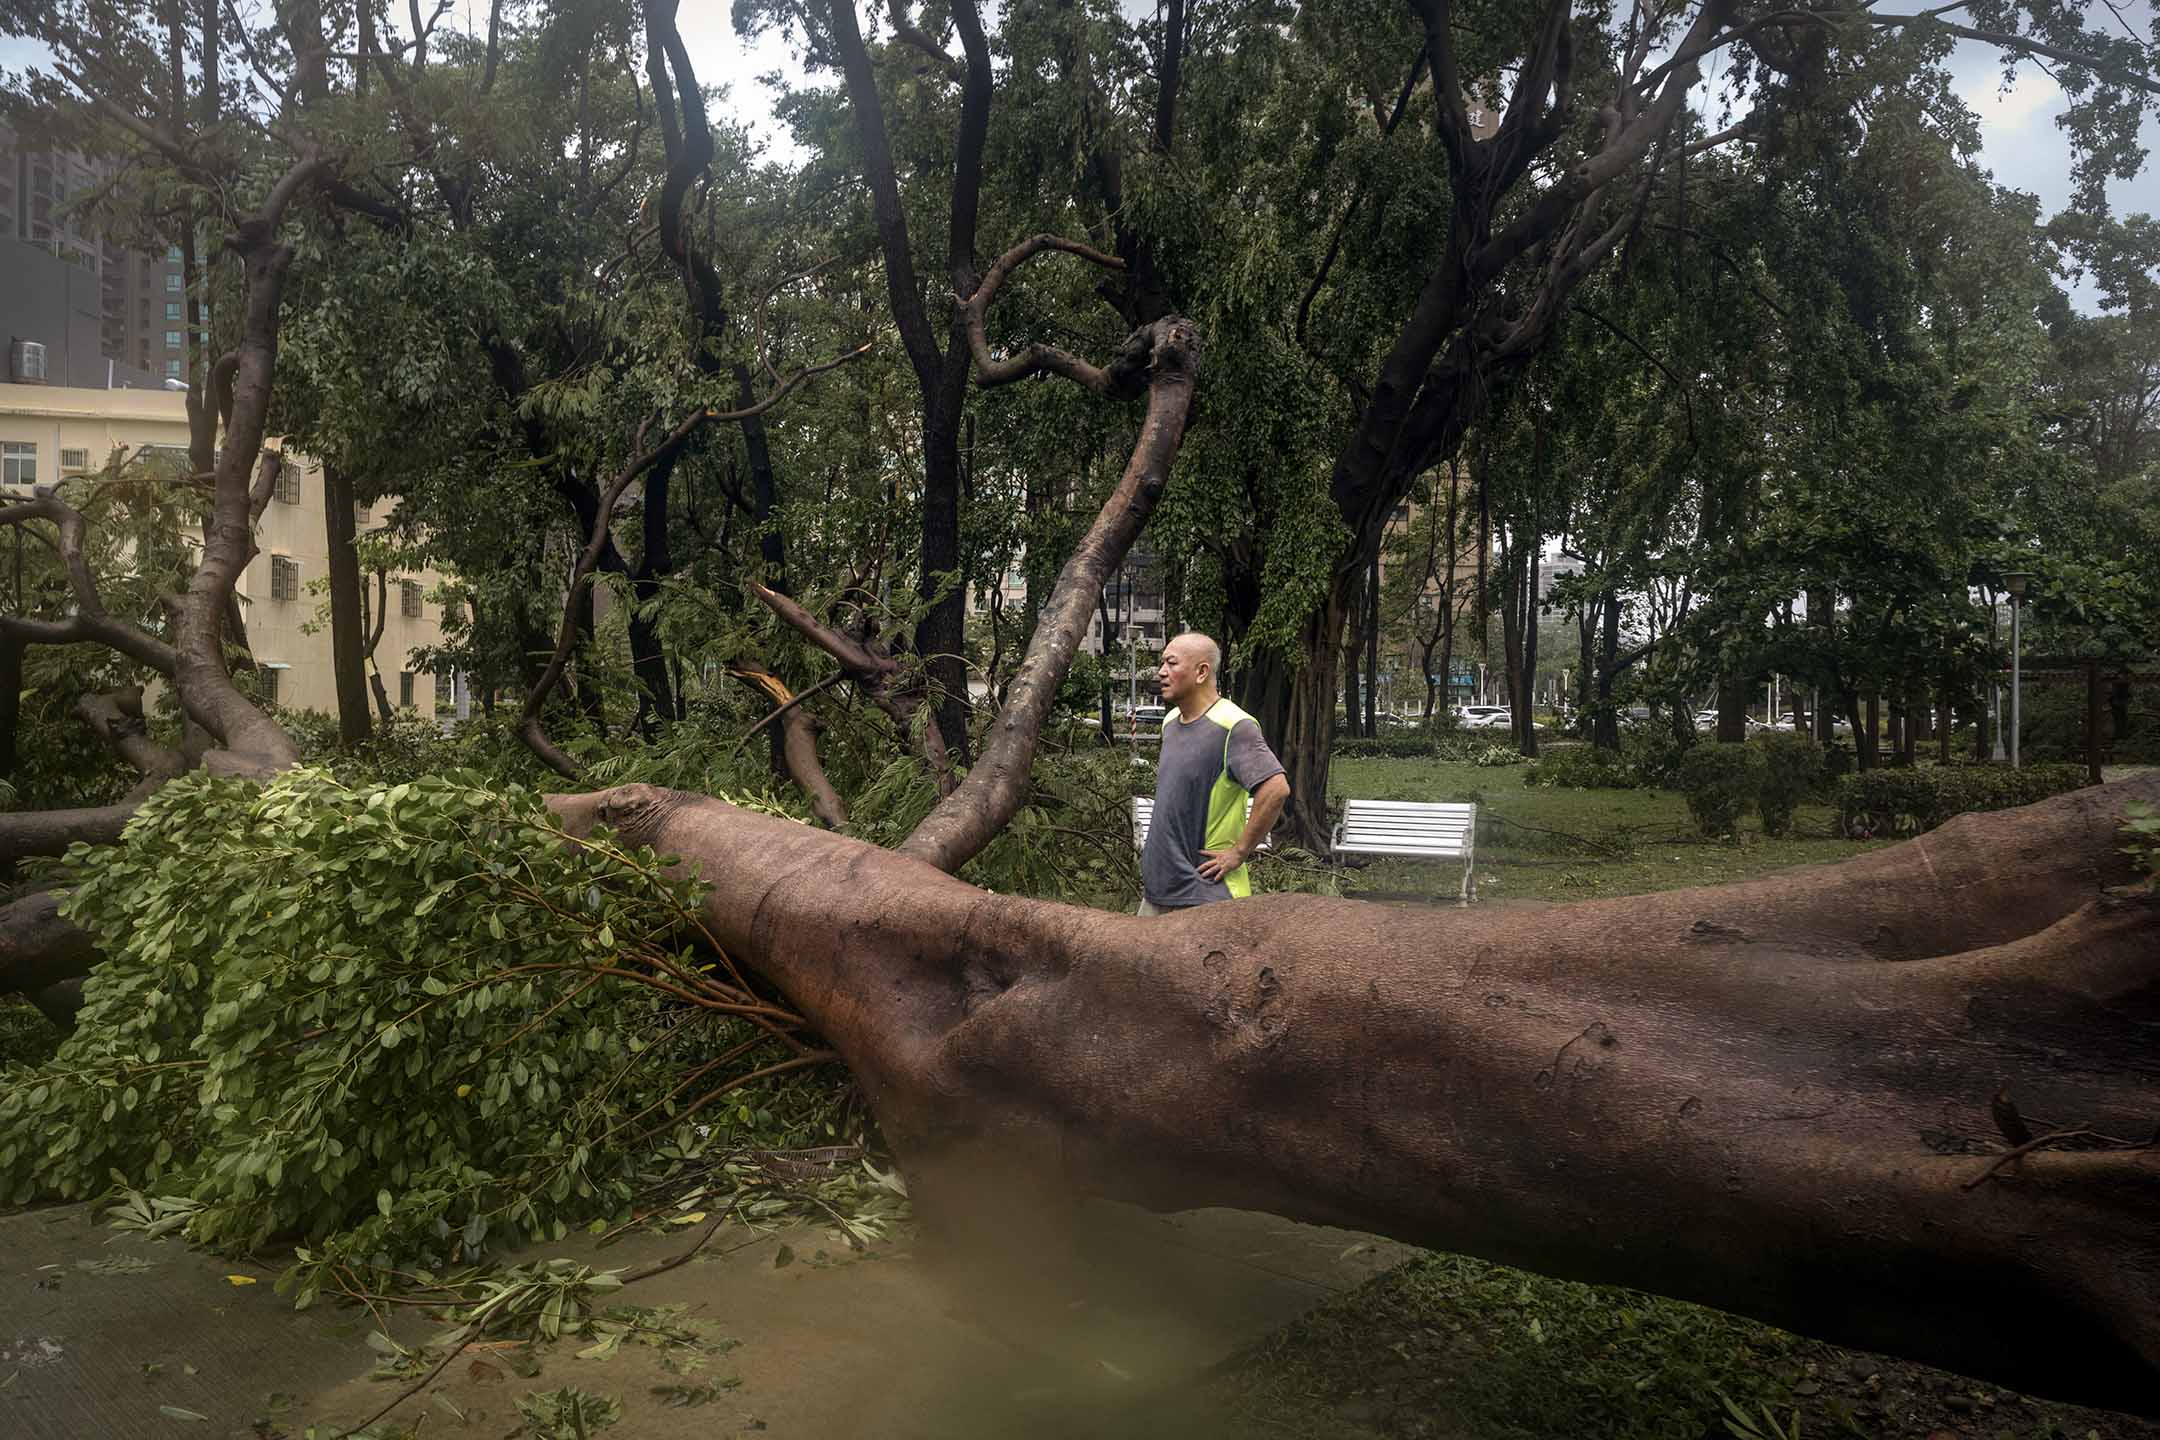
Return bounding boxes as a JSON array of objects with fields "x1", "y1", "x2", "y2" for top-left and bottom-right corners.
[{"x1": 1138, "y1": 632, "x2": 1290, "y2": 915}]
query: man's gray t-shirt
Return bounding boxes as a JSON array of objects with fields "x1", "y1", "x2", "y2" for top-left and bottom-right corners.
[{"x1": 1141, "y1": 698, "x2": 1284, "y2": 909}]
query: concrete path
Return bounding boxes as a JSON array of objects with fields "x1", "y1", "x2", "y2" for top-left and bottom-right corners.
[{"x1": 2, "y1": 1197, "x2": 1415, "y2": 1439}]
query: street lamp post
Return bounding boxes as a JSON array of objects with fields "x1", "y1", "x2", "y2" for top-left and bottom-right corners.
[{"x1": 2003, "y1": 572, "x2": 2033, "y2": 769}]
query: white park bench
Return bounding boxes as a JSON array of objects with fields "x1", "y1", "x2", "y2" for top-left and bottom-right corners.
[
  {"x1": 1130, "y1": 796, "x2": 1268, "y2": 854},
  {"x1": 1331, "y1": 799, "x2": 1478, "y2": 905}
]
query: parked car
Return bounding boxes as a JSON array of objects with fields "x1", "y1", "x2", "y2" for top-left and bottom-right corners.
[
  {"x1": 1458, "y1": 705, "x2": 1513, "y2": 730},
  {"x1": 1131, "y1": 703, "x2": 1168, "y2": 728},
  {"x1": 1692, "y1": 709, "x2": 1721, "y2": 732}
]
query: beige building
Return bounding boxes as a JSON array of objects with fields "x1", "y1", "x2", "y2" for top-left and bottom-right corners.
[{"x1": 0, "y1": 382, "x2": 455, "y2": 715}]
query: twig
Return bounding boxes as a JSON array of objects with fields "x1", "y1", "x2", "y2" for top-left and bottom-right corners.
[
  {"x1": 732, "y1": 672, "x2": 845, "y2": 753},
  {"x1": 620, "y1": 1203, "x2": 741, "y2": 1284},
  {"x1": 342, "y1": 1328, "x2": 478, "y2": 1435},
  {"x1": 1960, "y1": 1127, "x2": 2153, "y2": 1191}
]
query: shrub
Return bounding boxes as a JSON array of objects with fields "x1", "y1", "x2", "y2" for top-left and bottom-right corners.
[
  {"x1": 1751, "y1": 732, "x2": 1824, "y2": 837},
  {"x1": 1333, "y1": 733, "x2": 1525, "y2": 764},
  {"x1": 1835, "y1": 763, "x2": 2091, "y2": 838},
  {"x1": 1523, "y1": 746, "x2": 1638, "y2": 790},
  {"x1": 1621, "y1": 726, "x2": 1694, "y2": 789},
  {"x1": 1677, "y1": 743, "x2": 1765, "y2": 837},
  {"x1": 1333, "y1": 733, "x2": 1450, "y2": 760}
]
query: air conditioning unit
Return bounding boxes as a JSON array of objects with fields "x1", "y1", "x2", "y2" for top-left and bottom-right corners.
[{"x1": 9, "y1": 339, "x2": 48, "y2": 385}]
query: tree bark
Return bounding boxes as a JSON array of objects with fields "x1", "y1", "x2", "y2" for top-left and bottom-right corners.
[
  {"x1": 548, "y1": 772, "x2": 2160, "y2": 1417},
  {"x1": 323, "y1": 460, "x2": 371, "y2": 745}
]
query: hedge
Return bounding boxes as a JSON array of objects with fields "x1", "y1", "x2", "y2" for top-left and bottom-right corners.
[{"x1": 1835, "y1": 764, "x2": 2090, "y2": 839}]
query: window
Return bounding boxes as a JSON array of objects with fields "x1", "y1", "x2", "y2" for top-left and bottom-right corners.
[
  {"x1": 165, "y1": 245, "x2": 182, "y2": 262},
  {"x1": 442, "y1": 595, "x2": 464, "y2": 625},
  {"x1": 164, "y1": 301, "x2": 180, "y2": 321},
  {"x1": 260, "y1": 665, "x2": 281, "y2": 706},
  {"x1": 272, "y1": 457, "x2": 301, "y2": 505},
  {"x1": 60, "y1": 448, "x2": 88, "y2": 472},
  {"x1": 269, "y1": 555, "x2": 300, "y2": 601},
  {"x1": 1, "y1": 442, "x2": 34, "y2": 486},
  {"x1": 353, "y1": 500, "x2": 370, "y2": 525},
  {"x1": 164, "y1": 359, "x2": 181, "y2": 378},
  {"x1": 165, "y1": 273, "x2": 181, "y2": 291},
  {"x1": 399, "y1": 671, "x2": 415, "y2": 708},
  {"x1": 434, "y1": 669, "x2": 453, "y2": 711},
  {"x1": 163, "y1": 330, "x2": 182, "y2": 348},
  {"x1": 400, "y1": 581, "x2": 423, "y2": 618}
]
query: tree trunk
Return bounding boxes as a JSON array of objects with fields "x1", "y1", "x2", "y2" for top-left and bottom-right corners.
[
  {"x1": 1436, "y1": 472, "x2": 1460, "y2": 724},
  {"x1": 738, "y1": 362, "x2": 785, "y2": 594},
  {"x1": 0, "y1": 632, "x2": 22, "y2": 781},
  {"x1": 1498, "y1": 527, "x2": 1531, "y2": 750},
  {"x1": 323, "y1": 460, "x2": 371, "y2": 745},
  {"x1": 1716, "y1": 672, "x2": 1749, "y2": 744},
  {"x1": 547, "y1": 772, "x2": 2160, "y2": 1417},
  {"x1": 1247, "y1": 578, "x2": 1351, "y2": 853},
  {"x1": 1363, "y1": 546, "x2": 1379, "y2": 736},
  {"x1": 1593, "y1": 583, "x2": 1621, "y2": 752},
  {"x1": 1517, "y1": 541, "x2": 1540, "y2": 756},
  {"x1": 1341, "y1": 564, "x2": 1363, "y2": 740}
]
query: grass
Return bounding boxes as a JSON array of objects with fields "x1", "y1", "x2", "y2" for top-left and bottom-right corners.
[
  {"x1": 1325, "y1": 752, "x2": 1884, "y2": 904},
  {"x1": 1205, "y1": 1252, "x2": 2154, "y2": 1440}
]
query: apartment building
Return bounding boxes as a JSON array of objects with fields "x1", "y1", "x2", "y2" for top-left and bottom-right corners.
[
  {"x1": 0, "y1": 382, "x2": 454, "y2": 715},
  {"x1": 1, "y1": 123, "x2": 188, "y2": 389}
]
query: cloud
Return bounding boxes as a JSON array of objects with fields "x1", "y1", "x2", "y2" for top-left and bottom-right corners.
[{"x1": 1957, "y1": 69, "x2": 2064, "y2": 131}]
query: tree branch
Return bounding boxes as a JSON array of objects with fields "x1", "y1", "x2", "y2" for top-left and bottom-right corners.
[{"x1": 957, "y1": 235, "x2": 1131, "y2": 391}]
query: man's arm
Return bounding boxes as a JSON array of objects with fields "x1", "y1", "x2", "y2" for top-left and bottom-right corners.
[{"x1": 1198, "y1": 772, "x2": 1289, "y2": 881}]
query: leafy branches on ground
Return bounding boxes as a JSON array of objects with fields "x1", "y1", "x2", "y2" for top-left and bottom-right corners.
[{"x1": 0, "y1": 769, "x2": 860, "y2": 1292}]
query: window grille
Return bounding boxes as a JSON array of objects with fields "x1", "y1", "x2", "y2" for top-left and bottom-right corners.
[
  {"x1": 270, "y1": 555, "x2": 300, "y2": 601},
  {"x1": 400, "y1": 581, "x2": 423, "y2": 618},
  {"x1": 272, "y1": 457, "x2": 301, "y2": 505},
  {"x1": 399, "y1": 671, "x2": 415, "y2": 708},
  {"x1": 261, "y1": 667, "x2": 280, "y2": 706},
  {"x1": 60, "y1": 448, "x2": 89, "y2": 472}
]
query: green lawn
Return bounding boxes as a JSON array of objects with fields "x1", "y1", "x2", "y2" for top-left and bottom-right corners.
[{"x1": 1325, "y1": 754, "x2": 1885, "y2": 904}]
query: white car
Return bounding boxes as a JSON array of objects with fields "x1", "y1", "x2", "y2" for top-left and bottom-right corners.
[
  {"x1": 1131, "y1": 704, "x2": 1168, "y2": 728},
  {"x1": 1458, "y1": 705, "x2": 1512, "y2": 730},
  {"x1": 1692, "y1": 709, "x2": 1721, "y2": 732}
]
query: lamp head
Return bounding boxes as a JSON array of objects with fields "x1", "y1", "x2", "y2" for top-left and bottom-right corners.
[{"x1": 2003, "y1": 571, "x2": 2033, "y2": 600}]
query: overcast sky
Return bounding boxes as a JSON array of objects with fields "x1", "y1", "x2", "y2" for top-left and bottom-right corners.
[{"x1": 5, "y1": 2, "x2": 2154, "y2": 309}]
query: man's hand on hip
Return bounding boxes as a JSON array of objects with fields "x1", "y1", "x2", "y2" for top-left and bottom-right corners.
[{"x1": 1197, "y1": 845, "x2": 1247, "y2": 883}]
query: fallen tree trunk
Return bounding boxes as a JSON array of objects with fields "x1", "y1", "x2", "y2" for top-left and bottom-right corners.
[{"x1": 549, "y1": 774, "x2": 2160, "y2": 1415}]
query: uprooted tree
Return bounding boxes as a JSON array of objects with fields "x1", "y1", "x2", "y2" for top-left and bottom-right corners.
[{"x1": 1, "y1": 0, "x2": 2158, "y2": 1420}]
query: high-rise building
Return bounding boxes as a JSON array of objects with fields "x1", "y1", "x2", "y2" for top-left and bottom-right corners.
[{"x1": 0, "y1": 122, "x2": 187, "y2": 389}]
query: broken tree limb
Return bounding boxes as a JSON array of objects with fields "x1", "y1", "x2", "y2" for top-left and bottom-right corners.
[
  {"x1": 0, "y1": 890, "x2": 98, "y2": 999},
  {"x1": 546, "y1": 773, "x2": 2160, "y2": 1415},
  {"x1": 730, "y1": 667, "x2": 848, "y2": 829},
  {"x1": 747, "y1": 582, "x2": 957, "y2": 799}
]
